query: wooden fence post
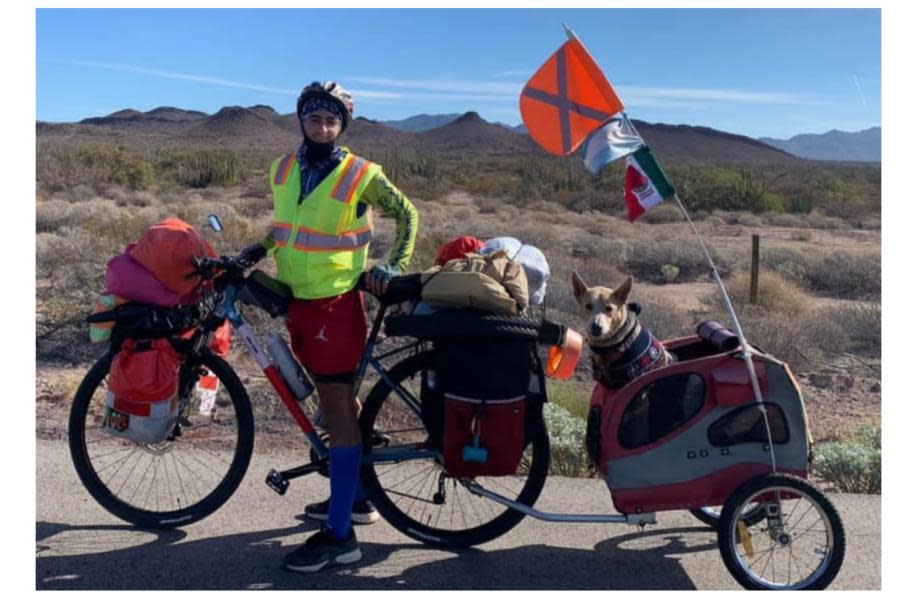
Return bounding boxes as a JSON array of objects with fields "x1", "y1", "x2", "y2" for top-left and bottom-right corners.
[{"x1": 750, "y1": 234, "x2": 760, "y2": 304}]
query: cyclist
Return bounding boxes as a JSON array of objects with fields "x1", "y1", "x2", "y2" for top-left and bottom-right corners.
[{"x1": 238, "y1": 81, "x2": 418, "y2": 572}]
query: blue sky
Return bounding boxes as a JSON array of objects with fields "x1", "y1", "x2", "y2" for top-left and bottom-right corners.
[{"x1": 36, "y1": 8, "x2": 881, "y2": 139}]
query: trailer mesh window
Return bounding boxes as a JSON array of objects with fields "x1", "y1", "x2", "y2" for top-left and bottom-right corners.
[
  {"x1": 708, "y1": 402, "x2": 789, "y2": 447},
  {"x1": 618, "y1": 373, "x2": 705, "y2": 450}
]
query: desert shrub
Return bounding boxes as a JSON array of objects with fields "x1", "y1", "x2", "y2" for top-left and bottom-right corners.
[
  {"x1": 718, "y1": 269, "x2": 814, "y2": 315},
  {"x1": 156, "y1": 148, "x2": 241, "y2": 188},
  {"x1": 801, "y1": 303, "x2": 881, "y2": 358},
  {"x1": 729, "y1": 308, "x2": 819, "y2": 367},
  {"x1": 758, "y1": 246, "x2": 816, "y2": 285},
  {"x1": 68, "y1": 184, "x2": 97, "y2": 203},
  {"x1": 734, "y1": 212, "x2": 764, "y2": 227},
  {"x1": 806, "y1": 210, "x2": 851, "y2": 230},
  {"x1": 640, "y1": 203, "x2": 683, "y2": 224},
  {"x1": 660, "y1": 264, "x2": 680, "y2": 283},
  {"x1": 671, "y1": 166, "x2": 786, "y2": 213},
  {"x1": 546, "y1": 380, "x2": 591, "y2": 421},
  {"x1": 853, "y1": 215, "x2": 881, "y2": 231},
  {"x1": 768, "y1": 212, "x2": 809, "y2": 228},
  {"x1": 635, "y1": 295, "x2": 694, "y2": 341},
  {"x1": 37, "y1": 227, "x2": 120, "y2": 325},
  {"x1": 377, "y1": 147, "x2": 439, "y2": 181},
  {"x1": 813, "y1": 426, "x2": 880, "y2": 494},
  {"x1": 626, "y1": 240, "x2": 728, "y2": 283},
  {"x1": 543, "y1": 401, "x2": 591, "y2": 477},
  {"x1": 37, "y1": 142, "x2": 155, "y2": 191},
  {"x1": 805, "y1": 251, "x2": 880, "y2": 299},
  {"x1": 473, "y1": 195, "x2": 505, "y2": 214},
  {"x1": 407, "y1": 231, "x2": 447, "y2": 272}
]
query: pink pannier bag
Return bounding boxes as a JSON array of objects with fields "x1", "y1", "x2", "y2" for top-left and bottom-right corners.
[{"x1": 105, "y1": 244, "x2": 197, "y2": 307}]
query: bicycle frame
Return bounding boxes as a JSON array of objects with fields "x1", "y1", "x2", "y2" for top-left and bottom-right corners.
[{"x1": 209, "y1": 280, "x2": 439, "y2": 467}]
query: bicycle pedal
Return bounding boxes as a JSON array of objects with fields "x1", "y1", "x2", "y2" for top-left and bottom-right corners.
[
  {"x1": 265, "y1": 469, "x2": 289, "y2": 495},
  {"x1": 370, "y1": 427, "x2": 392, "y2": 447}
]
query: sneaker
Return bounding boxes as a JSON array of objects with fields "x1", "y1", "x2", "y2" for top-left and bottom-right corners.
[
  {"x1": 304, "y1": 498, "x2": 380, "y2": 524},
  {"x1": 283, "y1": 527, "x2": 361, "y2": 573}
]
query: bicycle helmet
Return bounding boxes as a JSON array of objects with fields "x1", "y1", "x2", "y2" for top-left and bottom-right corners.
[{"x1": 296, "y1": 81, "x2": 354, "y2": 131}]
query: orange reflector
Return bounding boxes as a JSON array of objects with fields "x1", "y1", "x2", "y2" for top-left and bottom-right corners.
[
  {"x1": 520, "y1": 38, "x2": 625, "y2": 156},
  {"x1": 545, "y1": 328, "x2": 583, "y2": 380}
]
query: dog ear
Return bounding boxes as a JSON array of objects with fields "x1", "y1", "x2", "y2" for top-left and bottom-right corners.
[
  {"x1": 571, "y1": 270, "x2": 588, "y2": 299},
  {"x1": 611, "y1": 276, "x2": 633, "y2": 304}
]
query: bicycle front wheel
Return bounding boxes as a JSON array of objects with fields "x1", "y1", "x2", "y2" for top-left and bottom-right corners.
[
  {"x1": 359, "y1": 350, "x2": 550, "y2": 548},
  {"x1": 68, "y1": 349, "x2": 254, "y2": 529}
]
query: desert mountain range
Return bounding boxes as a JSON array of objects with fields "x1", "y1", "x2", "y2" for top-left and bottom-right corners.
[{"x1": 37, "y1": 105, "x2": 876, "y2": 164}]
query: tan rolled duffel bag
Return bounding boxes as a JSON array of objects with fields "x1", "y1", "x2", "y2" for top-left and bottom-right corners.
[{"x1": 419, "y1": 250, "x2": 529, "y2": 315}]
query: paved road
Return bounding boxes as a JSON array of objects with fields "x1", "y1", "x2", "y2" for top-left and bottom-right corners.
[{"x1": 37, "y1": 440, "x2": 880, "y2": 590}]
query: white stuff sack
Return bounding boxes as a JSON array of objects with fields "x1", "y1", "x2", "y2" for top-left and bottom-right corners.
[{"x1": 479, "y1": 237, "x2": 550, "y2": 306}]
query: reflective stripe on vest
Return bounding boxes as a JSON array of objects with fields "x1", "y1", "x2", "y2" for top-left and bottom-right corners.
[
  {"x1": 331, "y1": 156, "x2": 372, "y2": 203},
  {"x1": 274, "y1": 154, "x2": 295, "y2": 186},
  {"x1": 269, "y1": 149, "x2": 381, "y2": 299},
  {"x1": 270, "y1": 222, "x2": 292, "y2": 247},
  {"x1": 292, "y1": 221, "x2": 374, "y2": 252}
]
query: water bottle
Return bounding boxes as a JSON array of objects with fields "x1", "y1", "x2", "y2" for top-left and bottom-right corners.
[{"x1": 264, "y1": 331, "x2": 314, "y2": 403}]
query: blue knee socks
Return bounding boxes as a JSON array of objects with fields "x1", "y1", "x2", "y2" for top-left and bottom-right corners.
[{"x1": 327, "y1": 445, "x2": 362, "y2": 540}]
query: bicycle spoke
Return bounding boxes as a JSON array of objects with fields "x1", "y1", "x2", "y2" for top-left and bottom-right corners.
[{"x1": 94, "y1": 447, "x2": 138, "y2": 475}]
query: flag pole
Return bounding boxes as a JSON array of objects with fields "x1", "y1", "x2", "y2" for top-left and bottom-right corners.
[
  {"x1": 542, "y1": 28, "x2": 778, "y2": 472},
  {"x1": 670, "y1": 192, "x2": 779, "y2": 473}
]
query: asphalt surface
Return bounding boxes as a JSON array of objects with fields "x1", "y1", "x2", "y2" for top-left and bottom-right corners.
[{"x1": 36, "y1": 439, "x2": 880, "y2": 590}]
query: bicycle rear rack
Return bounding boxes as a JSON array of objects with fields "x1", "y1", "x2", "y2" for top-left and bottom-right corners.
[{"x1": 465, "y1": 481, "x2": 657, "y2": 526}]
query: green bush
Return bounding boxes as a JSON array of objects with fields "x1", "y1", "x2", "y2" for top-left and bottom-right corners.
[
  {"x1": 156, "y1": 148, "x2": 241, "y2": 188},
  {"x1": 813, "y1": 426, "x2": 880, "y2": 494},
  {"x1": 543, "y1": 402, "x2": 592, "y2": 477},
  {"x1": 37, "y1": 142, "x2": 154, "y2": 191},
  {"x1": 546, "y1": 380, "x2": 591, "y2": 421}
]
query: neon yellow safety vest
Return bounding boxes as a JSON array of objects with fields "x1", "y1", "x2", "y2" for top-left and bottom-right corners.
[{"x1": 267, "y1": 148, "x2": 382, "y2": 299}]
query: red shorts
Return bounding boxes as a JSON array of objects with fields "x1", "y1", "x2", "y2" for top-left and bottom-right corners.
[{"x1": 285, "y1": 290, "x2": 367, "y2": 377}]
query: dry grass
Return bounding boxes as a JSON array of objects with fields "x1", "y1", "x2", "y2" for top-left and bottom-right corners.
[
  {"x1": 626, "y1": 239, "x2": 730, "y2": 283},
  {"x1": 640, "y1": 203, "x2": 684, "y2": 224},
  {"x1": 719, "y1": 269, "x2": 815, "y2": 315}
]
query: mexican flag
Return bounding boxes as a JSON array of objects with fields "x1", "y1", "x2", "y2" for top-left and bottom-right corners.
[{"x1": 624, "y1": 146, "x2": 676, "y2": 221}]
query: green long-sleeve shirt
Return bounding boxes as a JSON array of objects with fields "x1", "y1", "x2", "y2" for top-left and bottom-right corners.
[{"x1": 262, "y1": 170, "x2": 418, "y2": 271}]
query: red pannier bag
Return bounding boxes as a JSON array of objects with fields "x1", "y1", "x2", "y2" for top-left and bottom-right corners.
[
  {"x1": 105, "y1": 338, "x2": 183, "y2": 444},
  {"x1": 436, "y1": 335, "x2": 532, "y2": 477},
  {"x1": 129, "y1": 217, "x2": 217, "y2": 296},
  {"x1": 442, "y1": 394, "x2": 526, "y2": 477}
]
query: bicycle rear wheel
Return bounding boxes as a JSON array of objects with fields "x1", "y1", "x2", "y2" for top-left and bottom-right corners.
[
  {"x1": 359, "y1": 350, "x2": 550, "y2": 548},
  {"x1": 68, "y1": 349, "x2": 254, "y2": 529}
]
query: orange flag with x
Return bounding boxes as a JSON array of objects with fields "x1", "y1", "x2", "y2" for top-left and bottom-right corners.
[{"x1": 520, "y1": 37, "x2": 624, "y2": 156}]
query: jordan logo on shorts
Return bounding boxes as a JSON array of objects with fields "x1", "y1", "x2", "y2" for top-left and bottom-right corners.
[{"x1": 314, "y1": 325, "x2": 329, "y2": 343}]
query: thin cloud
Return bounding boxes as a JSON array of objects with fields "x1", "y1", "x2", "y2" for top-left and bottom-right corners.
[
  {"x1": 618, "y1": 85, "x2": 821, "y2": 106},
  {"x1": 48, "y1": 61, "x2": 820, "y2": 111},
  {"x1": 50, "y1": 59, "x2": 297, "y2": 95},
  {"x1": 347, "y1": 76, "x2": 819, "y2": 106},
  {"x1": 344, "y1": 76, "x2": 521, "y2": 97},
  {"x1": 852, "y1": 74, "x2": 867, "y2": 108}
]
